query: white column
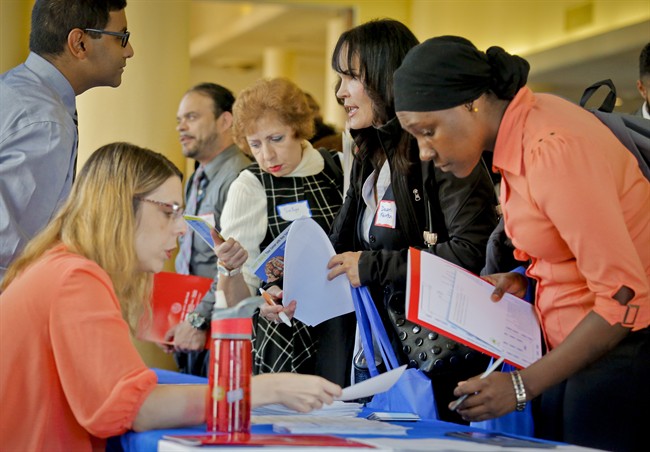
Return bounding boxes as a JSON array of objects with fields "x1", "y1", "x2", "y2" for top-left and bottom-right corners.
[
  {"x1": 262, "y1": 46, "x2": 293, "y2": 79},
  {"x1": 323, "y1": 16, "x2": 348, "y2": 130}
]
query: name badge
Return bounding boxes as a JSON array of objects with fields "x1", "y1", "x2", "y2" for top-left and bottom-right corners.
[
  {"x1": 375, "y1": 200, "x2": 396, "y2": 228},
  {"x1": 277, "y1": 200, "x2": 312, "y2": 221}
]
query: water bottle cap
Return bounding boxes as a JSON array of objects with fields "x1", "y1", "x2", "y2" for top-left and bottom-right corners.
[{"x1": 211, "y1": 318, "x2": 252, "y2": 337}]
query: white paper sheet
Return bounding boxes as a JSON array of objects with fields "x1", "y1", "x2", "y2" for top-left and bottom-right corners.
[
  {"x1": 283, "y1": 218, "x2": 354, "y2": 326},
  {"x1": 338, "y1": 365, "x2": 407, "y2": 402},
  {"x1": 272, "y1": 417, "x2": 409, "y2": 435}
]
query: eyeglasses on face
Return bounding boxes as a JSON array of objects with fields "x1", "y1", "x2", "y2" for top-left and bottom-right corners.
[
  {"x1": 134, "y1": 197, "x2": 185, "y2": 220},
  {"x1": 84, "y1": 28, "x2": 130, "y2": 48}
]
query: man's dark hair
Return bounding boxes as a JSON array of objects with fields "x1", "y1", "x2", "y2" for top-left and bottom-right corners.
[
  {"x1": 640, "y1": 42, "x2": 650, "y2": 79},
  {"x1": 29, "y1": 0, "x2": 127, "y2": 57},
  {"x1": 188, "y1": 83, "x2": 236, "y2": 117}
]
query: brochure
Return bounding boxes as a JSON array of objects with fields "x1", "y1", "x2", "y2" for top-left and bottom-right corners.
[
  {"x1": 183, "y1": 214, "x2": 224, "y2": 249},
  {"x1": 250, "y1": 225, "x2": 290, "y2": 283}
]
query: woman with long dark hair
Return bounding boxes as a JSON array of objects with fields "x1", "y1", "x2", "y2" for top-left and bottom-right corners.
[{"x1": 322, "y1": 19, "x2": 498, "y2": 423}]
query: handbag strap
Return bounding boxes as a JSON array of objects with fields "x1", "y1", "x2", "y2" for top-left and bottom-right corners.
[
  {"x1": 358, "y1": 287, "x2": 400, "y2": 370},
  {"x1": 352, "y1": 286, "x2": 379, "y2": 376},
  {"x1": 352, "y1": 286, "x2": 400, "y2": 374}
]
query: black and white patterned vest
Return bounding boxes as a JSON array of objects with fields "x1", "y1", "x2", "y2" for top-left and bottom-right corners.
[
  {"x1": 247, "y1": 148, "x2": 344, "y2": 375},
  {"x1": 247, "y1": 148, "x2": 343, "y2": 250}
]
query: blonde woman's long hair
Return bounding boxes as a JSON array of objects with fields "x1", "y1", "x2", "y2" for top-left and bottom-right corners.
[{"x1": 1, "y1": 142, "x2": 182, "y2": 331}]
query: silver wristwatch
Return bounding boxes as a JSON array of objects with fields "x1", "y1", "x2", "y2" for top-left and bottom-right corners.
[
  {"x1": 186, "y1": 311, "x2": 209, "y2": 331},
  {"x1": 217, "y1": 262, "x2": 241, "y2": 277}
]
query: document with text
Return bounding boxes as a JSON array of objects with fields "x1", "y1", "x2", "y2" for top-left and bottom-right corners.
[{"x1": 405, "y1": 248, "x2": 542, "y2": 368}]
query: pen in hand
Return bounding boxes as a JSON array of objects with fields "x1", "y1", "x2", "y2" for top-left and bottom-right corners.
[
  {"x1": 449, "y1": 356, "x2": 506, "y2": 411},
  {"x1": 259, "y1": 288, "x2": 292, "y2": 327}
]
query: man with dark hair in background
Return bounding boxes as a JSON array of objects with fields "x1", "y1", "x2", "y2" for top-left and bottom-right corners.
[
  {"x1": 165, "y1": 83, "x2": 251, "y2": 376},
  {"x1": 0, "y1": 0, "x2": 134, "y2": 281},
  {"x1": 636, "y1": 42, "x2": 650, "y2": 119}
]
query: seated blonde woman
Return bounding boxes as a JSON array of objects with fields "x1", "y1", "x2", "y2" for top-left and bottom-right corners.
[{"x1": 0, "y1": 143, "x2": 341, "y2": 451}]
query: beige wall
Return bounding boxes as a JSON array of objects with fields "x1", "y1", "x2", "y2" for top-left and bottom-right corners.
[
  {"x1": 81, "y1": 0, "x2": 192, "y2": 370},
  {"x1": 409, "y1": 0, "x2": 649, "y2": 54},
  {"x1": 0, "y1": 0, "x2": 32, "y2": 72},
  {"x1": 281, "y1": 0, "x2": 411, "y2": 24},
  {"x1": 5, "y1": 0, "x2": 646, "y2": 164}
]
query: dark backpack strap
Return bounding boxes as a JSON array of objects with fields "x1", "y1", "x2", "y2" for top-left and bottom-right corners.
[
  {"x1": 421, "y1": 162, "x2": 447, "y2": 249},
  {"x1": 592, "y1": 110, "x2": 650, "y2": 180},
  {"x1": 579, "y1": 79, "x2": 617, "y2": 113}
]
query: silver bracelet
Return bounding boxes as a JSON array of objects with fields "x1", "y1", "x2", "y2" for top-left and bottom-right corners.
[{"x1": 510, "y1": 370, "x2": 527, "y2": 411}]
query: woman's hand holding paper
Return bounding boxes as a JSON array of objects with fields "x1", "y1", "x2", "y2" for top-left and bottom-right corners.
[
  {"x1": 481, "y1": 272, "x2": 528, "y2": 301},
  {"x1": 252, "y1": 373, "x2": 342, "y2": 412}
]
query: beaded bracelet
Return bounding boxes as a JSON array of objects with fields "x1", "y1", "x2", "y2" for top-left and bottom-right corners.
[{"x1": 510, "y1": 370, "x2": 527, "y2": 411}]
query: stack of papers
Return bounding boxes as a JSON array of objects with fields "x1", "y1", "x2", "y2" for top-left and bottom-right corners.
[
  {"x1": 253, "y1": 401, "x2": 362, "y2": 418},
  {"x1": 271, "y1": 417, "x2": 410, "y2": 435},
  {"x1": 366, "y1": 412, "x2": 420, "y2": 422}
]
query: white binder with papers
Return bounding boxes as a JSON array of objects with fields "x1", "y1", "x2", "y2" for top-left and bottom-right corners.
[{"x1": 405, "y1": 248, "x2": 542, "y2": 368}]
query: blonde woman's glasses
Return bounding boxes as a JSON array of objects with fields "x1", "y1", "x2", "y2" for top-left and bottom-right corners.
[{"x1": 135, "y1": 197, "x2": 184, "y2": 220}]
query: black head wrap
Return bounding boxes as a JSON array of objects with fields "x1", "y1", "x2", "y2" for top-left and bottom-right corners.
[{"x1": 394, "y1": 36, "x2": 530, "y2": 112}]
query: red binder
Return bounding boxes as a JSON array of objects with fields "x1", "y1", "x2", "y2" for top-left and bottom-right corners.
[
  {"x1": 162, "y1": 433, "x2": 377, "y2": 448},
  {"x1": 137, "y1": 271, "x2": 213, "y2": 345}
]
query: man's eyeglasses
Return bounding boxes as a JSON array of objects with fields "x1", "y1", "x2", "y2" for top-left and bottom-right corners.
[
  {"x1": 135, "y1": 197, "x2": 185, "y2": 220},
  {"x1": 84, "y1": 28, "x2": 130, "y2": 48}
]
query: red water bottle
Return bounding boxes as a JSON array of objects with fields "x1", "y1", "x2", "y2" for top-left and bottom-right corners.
[{"x1": 206, "y1": 316, "x2": 252, "y2": 433}]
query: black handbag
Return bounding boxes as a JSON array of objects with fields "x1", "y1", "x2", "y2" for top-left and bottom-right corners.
[{"x1": 387, "y1": 303, "x2": 479, "y2": 376}]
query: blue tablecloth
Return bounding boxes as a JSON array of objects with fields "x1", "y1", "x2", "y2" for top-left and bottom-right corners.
[{"x1": 116, "y1": 369, "x2": 554, "y2": 451}]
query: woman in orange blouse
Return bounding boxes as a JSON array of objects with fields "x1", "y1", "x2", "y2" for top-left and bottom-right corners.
[
  {"x1": 0, "y1": 143, "x2": 340, "y2": 452},
  {"x1": 393, "y1": 37, "x2": 649, "y2": 451}
]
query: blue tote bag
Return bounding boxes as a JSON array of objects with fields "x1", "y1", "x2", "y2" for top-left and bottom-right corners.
[{"x1": 352, "y1": 286, "x2": 438, "y2": 420}]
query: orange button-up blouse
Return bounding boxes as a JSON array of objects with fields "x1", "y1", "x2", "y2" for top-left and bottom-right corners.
[
  {"x1": 0, "y1": 246, "x2": 157, "y2": 451},
  {"x1": 493, "y1": 87, "x2": 649, "y2": 349}
]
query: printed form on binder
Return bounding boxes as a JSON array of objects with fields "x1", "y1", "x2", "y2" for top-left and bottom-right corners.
[{"x1": 405, "y1": 248, "x2": 542, "y2": 368}]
